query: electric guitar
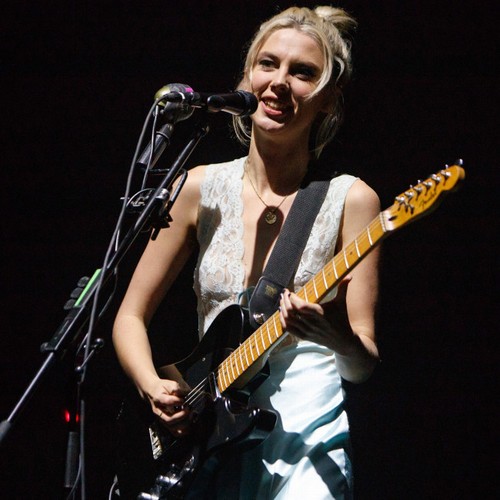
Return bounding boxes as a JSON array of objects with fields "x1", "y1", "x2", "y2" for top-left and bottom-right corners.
[{"x1": 133, "y1": 162, "x2": 465, "y2": 499}]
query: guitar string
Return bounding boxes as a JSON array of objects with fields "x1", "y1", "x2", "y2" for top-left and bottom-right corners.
[
  {"x1": 179, "y1": 186, "x2": 447, "y2": 411},
  {"x1": 183, "y1": 224, "x2": 382, "y2": 410},
  {"x1": 183, "y1": 377, "x2": 211, "y2": 408},
  {"x1": 182, "y1": 320, "x2": 275, "y2": 410}
]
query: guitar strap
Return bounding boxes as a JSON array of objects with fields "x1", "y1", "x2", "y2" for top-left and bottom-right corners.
[{"x1": 248, "y1": 176, "x2": 331, "y2": 329}]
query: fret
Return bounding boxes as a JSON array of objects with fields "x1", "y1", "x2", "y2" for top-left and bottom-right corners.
[
  {"x1": 321, "y1": 268, "x2": 328, "y2": 290},
  {"x1": 262, "y1": 327, "x2": 269, "y2": 349},
  {"x1": 347, "y1": 242, "x2": 358, "y2": 267},
  {"x1": 234, "y1": 351, "x2": 243, "y2": 378},
  {"x1": 238, "y1": 345, "x2": 245, "y2": 374},
  {"x1": 223, "y1": 365, "x2": 230, "y2": 391},
  {"x1": 268, "y1": 315, "x2": 277, "y2": 342},
  {"x1": 265, "y1": 322, "x2": 273, "y2": 346},
  {"x1": 343, "y1": 248, "x2": 350, "y2": 269},
  {"x1": 327, "y1": 264, "x2": 335, "y2": 287},
  {"x1": 254, "y1": 333, "x2": 262, "y2": 356},
  {"x1": 379, "y1": 212, "x2": 387, "y2": 233},
  {"x1": 366, "y1": 224, "x2": 373, "y2": 246},
  {"x1": 270, "y1": 319, "x2": 278, "y2": 344},
  {"x1": 312, "y1": 277, "x2": 318, "y2": 299},
  {"x1": 220, "y1": 361, "x2": 229, "y2": 391},
  {"x1": 248, "y1": 339, "x2": 255, "y2": 362},
  {"x1": 228, "y1": 355, "x2": 236, "y2": 382},
  {"x1": 321, "y1": 268, "x2": 328, "y2": 288},
  {"x1": 303, "y1": 284, "x2": 309, "y2": 302},
  {"x1": 332, "y1": 260, "x2": 339, "y2": 279},
  {"x1": 243, "y1": 339, "x2": 250, "y2": 367},
  {"x1": 354, "y1": 237, "x2": 361, "y2": 257}
]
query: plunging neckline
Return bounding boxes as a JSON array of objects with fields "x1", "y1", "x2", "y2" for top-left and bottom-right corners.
[{"x1": 238, "y1": 158, "x2": 291, "y2": 293}]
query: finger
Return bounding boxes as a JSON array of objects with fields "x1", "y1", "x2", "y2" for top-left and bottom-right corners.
[
  {"x1": 157, "y1": 408, "x2": 191, "y2": 436},
  {"x1": 156, "y1": 391, "x2": 186, "y2": 409},
  {"x1": 335, "y1": 276, "x2": 352, "y2": 301},
  {"x1": 281, "y1": 290, "x2": 303, "y2": 315},
  {"x1": 157, "y1": 406, "x2": 189, "y2": 424},
  {"x1": 287, "y1": 292, "x2": 323, "y2": 319}
]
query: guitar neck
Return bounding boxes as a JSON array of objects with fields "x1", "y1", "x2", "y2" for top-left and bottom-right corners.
[
  {"x1": 216, "y1": 212, "x2": 389, "y2": 393},
  {"x1": 215, "y1": 163, "x2": 465, "y2": 393}
]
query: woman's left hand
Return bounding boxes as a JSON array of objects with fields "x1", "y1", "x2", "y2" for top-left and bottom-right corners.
[{"x1": 279, "y1": 277, "x2": 357, "y2": 355}]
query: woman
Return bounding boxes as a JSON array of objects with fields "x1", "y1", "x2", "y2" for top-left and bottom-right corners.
[{"x1": 113, "y1": 5, "x2": 380, "y2": 498}]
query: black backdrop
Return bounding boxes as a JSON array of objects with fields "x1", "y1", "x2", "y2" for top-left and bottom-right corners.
[{"x1": 1, "y1": 1, "x2": 497, "y2": 498}]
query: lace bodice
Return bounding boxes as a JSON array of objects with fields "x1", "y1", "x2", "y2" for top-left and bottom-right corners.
[{"x1": 193, "y1": 156, "x2": 357, "y2": 337}]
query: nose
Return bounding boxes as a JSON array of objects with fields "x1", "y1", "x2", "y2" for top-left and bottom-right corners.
[{"x1": 270, "y1": 69, "x2": 290, "y2": 93}]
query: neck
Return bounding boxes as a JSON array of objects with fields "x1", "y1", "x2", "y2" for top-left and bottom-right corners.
[{"x1": 246, "y1": 139, "x2": 310, "y2": 196}]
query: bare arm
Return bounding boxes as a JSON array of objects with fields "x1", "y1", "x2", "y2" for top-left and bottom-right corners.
[
  {"x1": 280, "y1": 179, "x2": 381, "y2": 383},
  {"x1": 112, "y1": 166, "x2": 206, "y2": 429}
]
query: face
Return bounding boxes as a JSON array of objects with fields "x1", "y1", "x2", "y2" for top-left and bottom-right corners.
[{"x1": 248, "y1": 28, "x2": 332, "y2": 142}]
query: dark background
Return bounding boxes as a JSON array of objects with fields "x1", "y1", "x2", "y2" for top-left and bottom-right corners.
[{"x1": 1, "y1": 0, "x2": 497, "y2": 498}]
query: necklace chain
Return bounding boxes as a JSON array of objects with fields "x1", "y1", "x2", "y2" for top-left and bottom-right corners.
[{"x1": 244, "y1": 160, "x2": 300, "y2": 225}]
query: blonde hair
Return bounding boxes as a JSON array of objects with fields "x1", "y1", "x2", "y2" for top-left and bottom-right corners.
[{"x1": 233, "y1": 5, "x2": 357, "y2": 157}]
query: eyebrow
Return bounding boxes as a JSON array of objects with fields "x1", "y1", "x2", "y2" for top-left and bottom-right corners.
[{"x1": 256, "y1": 51, "x2": 322, "y2": 71}]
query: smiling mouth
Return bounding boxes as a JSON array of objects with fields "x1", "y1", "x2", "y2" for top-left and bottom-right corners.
[{"x1": 262, "y1": 99, "x2": 291, "y2": 112}]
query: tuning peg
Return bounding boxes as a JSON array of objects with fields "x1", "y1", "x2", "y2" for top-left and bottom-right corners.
[{"x1": 454, "y1": 158, "x2": 464, "y2": 166}]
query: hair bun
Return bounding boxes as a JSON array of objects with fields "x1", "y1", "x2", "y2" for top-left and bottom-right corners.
[{"x1": 314, "y1": 6, "x2": 357, "y2": 37}]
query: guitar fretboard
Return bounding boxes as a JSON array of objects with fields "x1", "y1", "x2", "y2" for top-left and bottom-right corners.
[{"x1": 216, "y1": 212, "x2": 389, "y2": 393}]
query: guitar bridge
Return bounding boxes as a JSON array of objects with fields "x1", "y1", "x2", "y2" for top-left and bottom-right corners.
[{"x1": 148, "y1": 422, "x2": 165, "y2": 460}]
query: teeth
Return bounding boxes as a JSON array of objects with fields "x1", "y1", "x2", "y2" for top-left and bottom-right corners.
[{"x1": 263, "y1": 99, "x2": 288, "y2": 111}]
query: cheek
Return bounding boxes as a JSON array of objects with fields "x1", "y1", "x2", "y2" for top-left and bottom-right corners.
[
  {"x1": 292, "y1": 80, "x2": 320, "y2": 100},
  {"x1": 250, "y1": 71, "x2": 272, "y2": 93}
]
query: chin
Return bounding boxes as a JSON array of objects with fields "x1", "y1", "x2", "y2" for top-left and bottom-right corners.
[{"x1": 253, "y1": 114, "x2": 289, "y2": 133}]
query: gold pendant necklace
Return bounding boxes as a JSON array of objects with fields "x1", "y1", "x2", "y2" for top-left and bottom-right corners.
[
  {"x1": 264, "y1": 210, "x2": 279, "y2": 225},
  {"x1": 244, "y1": 161, "x2": 297, "y2": 225}
]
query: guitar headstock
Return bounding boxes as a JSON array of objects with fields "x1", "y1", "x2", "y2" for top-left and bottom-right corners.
[{"x1": 383, "y1": 160, "x2": 465, "y2": 231}]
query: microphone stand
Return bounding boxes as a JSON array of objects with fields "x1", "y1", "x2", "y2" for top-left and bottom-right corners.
[{"x1": 0, "y1": 114, "x2": 210, "y2": 451}]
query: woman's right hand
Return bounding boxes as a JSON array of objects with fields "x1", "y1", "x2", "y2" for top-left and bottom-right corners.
[{"x1": 144, "y1": 377, "x2": 191, "y2": 436}]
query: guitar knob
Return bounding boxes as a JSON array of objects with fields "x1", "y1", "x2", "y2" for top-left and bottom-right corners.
[
  {"x1": 63, "y1": 299, "x2": 76, "y2": 311},
  {"x1": 77, "y1": 276, "x2": 90, "y2": 287},
  {"x1": 70, "y1": 287, "x2": 83, "y2": 299}
]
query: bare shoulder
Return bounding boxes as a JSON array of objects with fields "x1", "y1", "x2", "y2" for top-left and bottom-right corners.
[
  {"x1": 166, "y1": 164, "x2": 209, "y2": 232},
  {"x1": 171, "y1": 164, "x2": 208, "y2": 207},
  {"x1": 345, "y1": 179, "x2": 380, "y2": 213},
  {"x1": 182, "y1": 164, "x2": 208, "y2": 193},
  {"x1": 187, "y1": 164, "x2": 208, "y2": 182},
  {"x1": 339, "y1": 180, "x2": 380, "y2": 246}
]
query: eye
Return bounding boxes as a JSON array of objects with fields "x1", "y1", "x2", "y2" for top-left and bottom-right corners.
[
  {"x1": 257, "y1": 58, "x2": 275, "y2": 69},
  {"x1": 293, "y1": 64, "x2": 317, "y2": 80}
]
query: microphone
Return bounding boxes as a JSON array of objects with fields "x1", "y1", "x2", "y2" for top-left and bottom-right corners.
[
  {"x1": 154, "y1": 83, "x2": 196, "y2": 123},
  {"x1": 159, "y1": 89, "x2": 258, "y2": 116},
  {"x1": 136, "y1": 84, "x2": 195, "y2": 170}
]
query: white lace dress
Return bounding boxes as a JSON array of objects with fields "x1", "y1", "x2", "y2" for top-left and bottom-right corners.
[{"x1": 193, "y1": 157, "x2": 357, "y2": 499}]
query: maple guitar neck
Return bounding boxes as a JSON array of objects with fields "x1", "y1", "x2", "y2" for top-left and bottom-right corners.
[{"x1": 215, "y1": 164, "x2": 465, "y2": 393}]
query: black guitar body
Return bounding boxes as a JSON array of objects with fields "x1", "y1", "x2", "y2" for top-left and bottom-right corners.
[{"x1": 117, "y1": 305, "x2": 277, "y2": 499}]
